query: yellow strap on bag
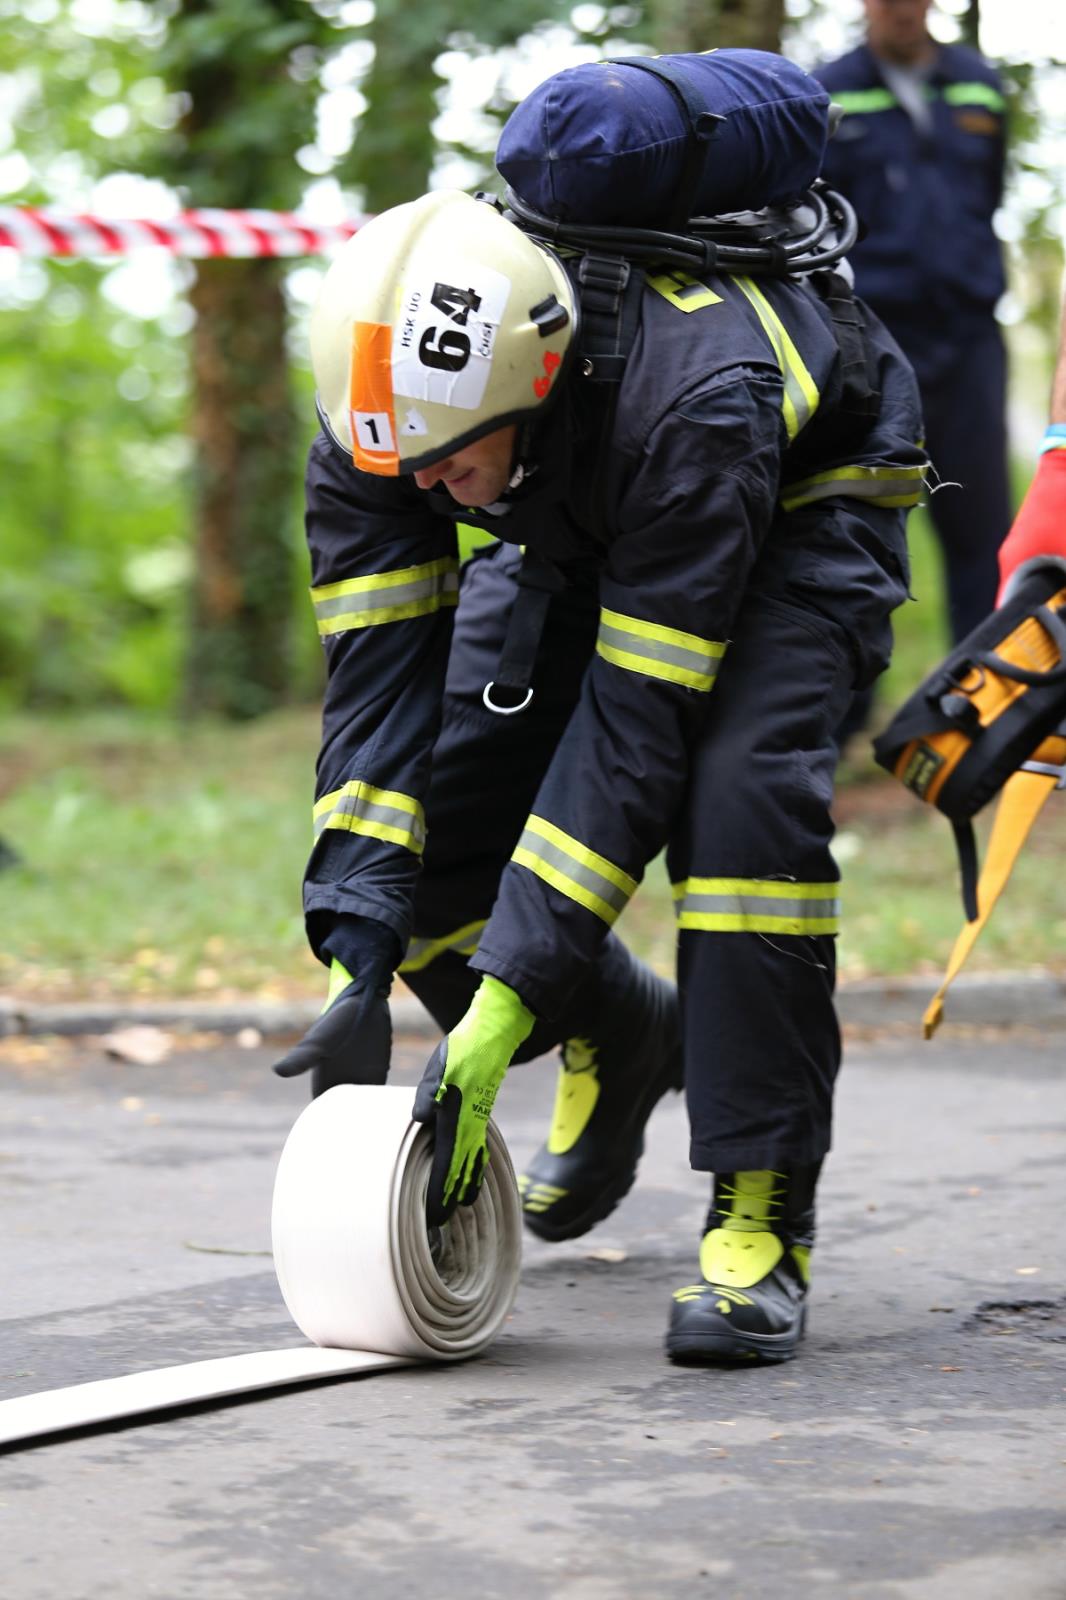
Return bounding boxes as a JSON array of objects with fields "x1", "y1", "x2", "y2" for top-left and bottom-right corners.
[{"x1": 923, "y1": 732, "x2": 1066, "y2": 1038}]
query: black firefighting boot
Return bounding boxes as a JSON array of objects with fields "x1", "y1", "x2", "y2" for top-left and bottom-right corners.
[
  {"x1": 665, "y1": 1165, "x2": 821, "y2": 1365},
  {"x1": 518, "y1": 960, "x2": 683, "y2": 1242}
]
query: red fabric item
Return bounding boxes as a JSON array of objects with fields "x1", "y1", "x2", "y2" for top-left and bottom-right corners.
[{"x1": 996, "y1": 448, "x2": 1066, "y2": 602}]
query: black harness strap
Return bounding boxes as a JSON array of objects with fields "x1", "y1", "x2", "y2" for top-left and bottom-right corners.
[
  {"x1": 609, "y1": 55, "x2": 724, "y2": 227},
  {"x1": 482, "y1": 547, "x2": 569, "y2": 715},
  {"x1": 576, "y1": 253, "x2": 645, "y2": 384},
  {"x1": 484, "y1": 255, "x2": 645, "y2": 715},
  {"x1": 952, "y1": 820, "x2": 980, "y2": 923},
  {"x1": 811, "y1": 269, "x2": 881, "y2": 425},
  {"x1": 574, "y1": 255, "x2": 646, "y2": 550}
]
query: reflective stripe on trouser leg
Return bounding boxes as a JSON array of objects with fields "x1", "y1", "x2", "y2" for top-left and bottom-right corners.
[
  {"x1": 400, "y1": 920, "x2": 486, "y2": 974},
  {"x1": 672, "y1": 877, "x2": 840, "y2": 935},
  {"x1": 666, "y1": 594, "x2": 855, "y2": 1174}
]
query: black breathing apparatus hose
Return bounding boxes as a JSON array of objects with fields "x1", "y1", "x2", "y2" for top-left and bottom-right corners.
[{"x1": 503, "y1": 180, "x2": 859, "y2": 278}]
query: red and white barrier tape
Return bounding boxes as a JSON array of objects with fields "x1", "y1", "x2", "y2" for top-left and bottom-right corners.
[{"x1": 0, "y1": 205, "x2": 367, "y2": 257}]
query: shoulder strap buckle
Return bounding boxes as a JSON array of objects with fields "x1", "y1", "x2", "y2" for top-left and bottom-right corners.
[
  {"x1": 575, "y1": 253, "x2": 644, "y2": 385},
  {"x1": 577, "y1": 253, "x2": 631, "y2": 311}
]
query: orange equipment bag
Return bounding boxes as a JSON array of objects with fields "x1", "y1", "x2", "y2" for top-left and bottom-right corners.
[{"x1": 872, "y1": 563, "x2": 1066, "y2": 1036}]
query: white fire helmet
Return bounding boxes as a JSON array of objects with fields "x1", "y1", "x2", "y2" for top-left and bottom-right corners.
[{"x1": 311, "y1": 190, "x2": 576, "y2": 476}]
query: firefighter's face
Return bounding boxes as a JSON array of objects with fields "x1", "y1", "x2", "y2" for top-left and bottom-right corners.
[
  {"x1": 412, "y1": 425, "x2": 518, "y2": 506},
  {"x1": 864, "y1": 0, "x2": 932, "y2": 60}
]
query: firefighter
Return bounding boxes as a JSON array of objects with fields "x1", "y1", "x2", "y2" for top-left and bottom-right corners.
[{"x1": 276, "y1": 189, "x2": 924, "y2": 1364}]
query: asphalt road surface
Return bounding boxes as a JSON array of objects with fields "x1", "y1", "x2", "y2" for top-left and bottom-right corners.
[{"x1": 1, "y1": 1025, "x2": 1064, "y2": 1599}]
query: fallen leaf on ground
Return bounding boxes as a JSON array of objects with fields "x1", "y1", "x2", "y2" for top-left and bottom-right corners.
[
  {"x1": 100, "y1": 1025, "x2": 172, "y2": 1065},
  {"x1": 585, "y1": 1247, "x2": 627, "y2": 1264}
]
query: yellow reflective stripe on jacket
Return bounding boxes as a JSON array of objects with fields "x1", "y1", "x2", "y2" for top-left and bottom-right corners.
[
  {"x1": 399, "y1": 918, "x2": 486, "y2": 974},
  {"x1": 597, "y1": 607, "x2": 727, "y2": 692},
  {"x1": 732, "y1": 277, "x2": 820, "y2": 441},
  {"x1": 647, "y1": 268, "x2": 724, "y2": 313},
  {"x1": 832, "y1": 87, "x2": 897, "y2": 114},
  {"x1": 780, "y1": 462, "x2": 925, "y2": 512},
  {"x1": 513, "y1": 815, "x2": 637, "y2": 926},
  {"x1": 833, "y1": 84, "x2": 1005, "y2": 116},
  {"x1": 672, "y1": 876, "x2": 840, "y2": 934},
  {"x1": 313, "y1": 781, "x2": 426, "y2": 855},
  {"x1": 943, "y1": 81, "x2": 1005, "y2": 113},
  {"x1": 311, "y1": 557, "x2": 459, "y2": 636}
]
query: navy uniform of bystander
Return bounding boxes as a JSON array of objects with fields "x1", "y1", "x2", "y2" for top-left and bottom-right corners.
[{"x1": 816, "y1": 0, "x2": 1010, "y2": 650}]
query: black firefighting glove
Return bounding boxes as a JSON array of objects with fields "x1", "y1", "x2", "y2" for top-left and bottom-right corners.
[{"x1": 272, "y1": 916, "x2": 400, "y2": 1098}]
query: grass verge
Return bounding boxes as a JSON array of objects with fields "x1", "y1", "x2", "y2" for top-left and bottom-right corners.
[{"x1": 2, "y1": 512, "x2": 1063, "y2": 1001}]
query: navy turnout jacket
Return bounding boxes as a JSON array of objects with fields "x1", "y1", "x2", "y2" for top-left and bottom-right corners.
[{"x1": 303, "y1": 262, "x2": 925, "y2": 1016}]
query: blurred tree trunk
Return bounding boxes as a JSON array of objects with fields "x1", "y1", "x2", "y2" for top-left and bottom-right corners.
[
  {"x1": 159, "y1": 0, "x2": 334, "y2": 718},
  {"x1": 649, "y1": 0, "x2": 784, "y2": 54},
  {"x1": 186, "y1": 259, "x2": 295, "y2": 717}
]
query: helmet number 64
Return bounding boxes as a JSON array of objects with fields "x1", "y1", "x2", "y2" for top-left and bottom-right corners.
[{"x1": 418, "y1": 282, "x2": 484, "y2": 372}]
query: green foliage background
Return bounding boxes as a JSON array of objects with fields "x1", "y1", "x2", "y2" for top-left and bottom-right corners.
[
  {"x1": 0, "y1": 0, "x2": 1062, "y2": 716},
  {"x1": 0, "y1": 0, "x2": 1064, "y2": 996}
]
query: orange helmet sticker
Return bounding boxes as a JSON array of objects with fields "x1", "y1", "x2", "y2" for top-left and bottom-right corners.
[{"x1": 349, "y1": 320, "x2": 399, "y2": 475}]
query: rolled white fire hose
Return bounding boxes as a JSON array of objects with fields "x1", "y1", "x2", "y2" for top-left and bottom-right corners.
[{"x1": 0, "y1": 1086, "x2": 522, "y2": 1448}]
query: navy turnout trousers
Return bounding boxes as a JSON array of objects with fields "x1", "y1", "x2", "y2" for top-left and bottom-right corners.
[
  {"x1": 403, "y1": 534, "x2": 902, "y2": 1171},
  {"x1": 888, "y1": 315, "x2": 1011, "y2": 644},
  {"x1": 921, "y1": 321, "x2": 1011, "y2": 643}
]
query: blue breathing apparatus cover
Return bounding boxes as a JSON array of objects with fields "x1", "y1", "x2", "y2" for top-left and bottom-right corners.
[{"x1": 496, "y1": 49, "x2": 831, "y2": 225}]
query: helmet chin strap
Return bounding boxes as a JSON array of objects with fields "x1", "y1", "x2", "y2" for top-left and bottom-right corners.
[{"x1": 507, "y1": 421, "x2": 540, "y2": 492}]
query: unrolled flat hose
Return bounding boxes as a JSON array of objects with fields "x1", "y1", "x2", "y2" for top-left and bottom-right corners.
[{"x1": 0, "y1": 1086, "x2": 523, "y2": 1449}]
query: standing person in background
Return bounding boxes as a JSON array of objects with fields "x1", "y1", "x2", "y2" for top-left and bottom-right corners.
[{"x1": 816, "y1": 1, "x2": 1010, "y2": 674}]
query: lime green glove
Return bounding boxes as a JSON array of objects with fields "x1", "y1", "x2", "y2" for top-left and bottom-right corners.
[{"x1": 412, "y1": 976, "x2": 534, "y2": 1224}]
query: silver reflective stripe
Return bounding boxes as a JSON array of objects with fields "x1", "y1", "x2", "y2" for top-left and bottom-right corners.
[
  {"x1": 596, "y1": 609, "x2": 725, "y2": 692},
  {"x1": 311, "y1": 559, "x2": 459, "y2": 636},
  {"x1": 399, "y1": 919, "x2": 486, "y2": 974},
  {"x1": 780, "y1": 463, "x2": 925, "y2": 512},
  {"x1": 313, "y1": 781, "x2": 426, "y2": 855},
  {"x1": 673, "y1": 877, "x2": 840, "y2": 934},
  {"x1": 512, "y1": 816, "x2": 636, "y2": 926}
]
